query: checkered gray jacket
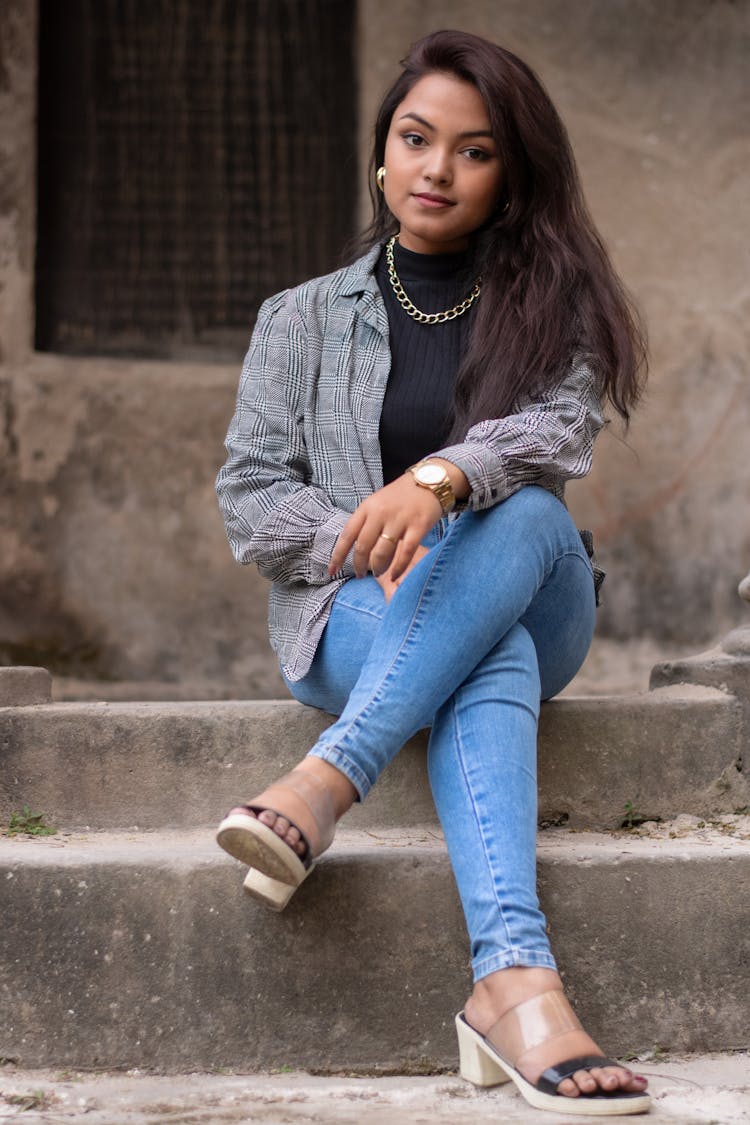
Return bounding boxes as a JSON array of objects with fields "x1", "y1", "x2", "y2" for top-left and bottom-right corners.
[{"x1": 216, "y1": 245, "x2": 605, "y2": 682}]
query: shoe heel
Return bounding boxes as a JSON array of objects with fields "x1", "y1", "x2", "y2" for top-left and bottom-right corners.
[
  {"x1": 455, "y1": 1014, "x2": 511, "y2": 1087},
  {"x1": 243, "y1": 862, "x2": 315, "y2": 912},
  {"x1": 243, "y1": 868, "x2": 296, "y2": 911}
]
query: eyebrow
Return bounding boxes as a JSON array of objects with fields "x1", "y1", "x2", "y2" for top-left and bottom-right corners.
[{"x1": 397, "y1": 111, "x2": 494, "y2": 140}]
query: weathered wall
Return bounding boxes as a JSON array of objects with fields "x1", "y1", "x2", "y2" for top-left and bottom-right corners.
[
  {"x1": 0, "y1": 0, "x2": 283, "y2": 692},
  {"x1": 0, "y1": 355, "x2": 282, "y2": 693},
  {"x1": 1, "y1": 0, "x2": 748, "y2": 691},
  {"x1": 0, "y1": 0, "x2": 35, "y2": 366}
]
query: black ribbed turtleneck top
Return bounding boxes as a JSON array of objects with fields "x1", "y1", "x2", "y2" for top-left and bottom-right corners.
[{"x1": 375, "y1": 240, "x2": 477, "y2": 484}]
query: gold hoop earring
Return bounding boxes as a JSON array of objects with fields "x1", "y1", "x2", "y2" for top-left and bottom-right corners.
[{"x1": 376, "y1": 166, "x2": 386, "y2": 192}]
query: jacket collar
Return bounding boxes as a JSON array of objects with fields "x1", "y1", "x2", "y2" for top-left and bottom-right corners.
[{"x1": 337, "y1": 244, "x2": 383, "y2": 298}]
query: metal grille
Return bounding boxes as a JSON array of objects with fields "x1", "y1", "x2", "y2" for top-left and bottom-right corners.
[{"x1": 35, "y1": 0, "x2": 357, "y2": 360}]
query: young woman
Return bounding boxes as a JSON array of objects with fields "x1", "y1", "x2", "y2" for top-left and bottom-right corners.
[{"x1": 215, "y1": 30, "x2": 650, "y2": 1117}]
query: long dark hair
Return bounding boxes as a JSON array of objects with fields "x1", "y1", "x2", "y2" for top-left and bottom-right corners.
[{"x1": 359, "y1": 30, "x2": 647, "y2": 431}]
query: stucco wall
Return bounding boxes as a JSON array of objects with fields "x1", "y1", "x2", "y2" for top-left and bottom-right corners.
[{"x1": 1, "y1": 0, "x2": 748, "y2": 691}]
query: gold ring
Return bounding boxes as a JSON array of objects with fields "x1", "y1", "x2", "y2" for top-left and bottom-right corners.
[{"x1": 379, "y1": 532, "x2": 398, "y2": 545}]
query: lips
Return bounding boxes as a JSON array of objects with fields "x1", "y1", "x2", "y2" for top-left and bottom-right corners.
[{"x1": 413, "y1": 192, "x2": 455, "y2": 206}]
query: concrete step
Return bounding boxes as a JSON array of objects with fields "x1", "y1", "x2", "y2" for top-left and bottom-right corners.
[
  {"x1": 2, "y1": 826, "x2": 748, "y2": 1071},
  {"x1": 1, "y1": 685, "x2": 744, "y2": 833},
  {"x1": 2, "y1": 1059, "x2": 749, "y2": 1124}
]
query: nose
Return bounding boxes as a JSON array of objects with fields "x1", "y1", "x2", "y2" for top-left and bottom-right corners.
[{"x1": 422, "y1": 147, "x2": 453, "y2": 186}]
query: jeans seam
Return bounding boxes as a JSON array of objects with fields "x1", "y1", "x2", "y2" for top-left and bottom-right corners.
[
  {"x1": 449, "y1": 692, "x2": 518, "y2": 960},
  {"x1": 331, "y1": 597, "x2": 384, "y2": 623},
  {"x1": 539, "y1": 547, "x2": 594, "y2": 597},
  {"x1": 308, "y1": 745, "x2": 370, "y2": 800},
  {"x1": 473, "y1": 949, "x2": 558, "y2": 979}
]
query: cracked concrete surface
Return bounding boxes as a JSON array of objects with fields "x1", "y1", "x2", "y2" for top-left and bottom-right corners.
[{"x1": 0, "y1": 1058, "x2": 749, "y2": 1123}]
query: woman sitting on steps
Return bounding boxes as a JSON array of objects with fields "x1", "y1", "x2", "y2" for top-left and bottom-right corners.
[{"x1": 215, "y1": 29, "x2": 650, "y2": 1117}]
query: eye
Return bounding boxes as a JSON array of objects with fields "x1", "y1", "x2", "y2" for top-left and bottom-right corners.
[
  {"x1": 402, "y1": 132, "x2": 427, "y2": 148},
  {"x1": 462, "y1": 147, "x2": 490, "y2": 162}
]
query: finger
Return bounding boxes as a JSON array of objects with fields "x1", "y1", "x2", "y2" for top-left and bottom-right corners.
[
  {"x1": 389, "y1": 533, "x2": 427, "y2": 581},
  {"x1": 352, "y1": 536, "x2": 375, "y2": 579},
  {"x1": 351, "y1": 520, "x2": 396, "y2": 578},
  {"x1": 368, "y1": 533, "x2": 400, "y2": 577},
  {"x1": 329, "y1": 511, "x2": 366, "y2": 575}
]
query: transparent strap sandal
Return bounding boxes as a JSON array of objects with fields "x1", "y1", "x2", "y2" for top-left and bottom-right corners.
[
  {"x1": 216, "y1": 768, "x2": 336, "y2": 911},
  {"x1": 456, "y1": 990, "x2": 651, "y2": 1116}
]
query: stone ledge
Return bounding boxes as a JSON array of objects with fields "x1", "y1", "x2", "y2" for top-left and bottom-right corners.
[
  {"x1": 0, "y1": 687, "x2": 743, "y2": 831},
  {"x1": 0, "y1": 665, "x2": 52, "y2": 706},
  {"x1": 1, "y1": 828, "x2": 748, "y2": 1070}
]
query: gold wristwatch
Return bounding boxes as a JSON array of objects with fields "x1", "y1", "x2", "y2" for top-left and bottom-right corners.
[{"x1": 407, "y1": 461, "x2": 456, "y2": 515}]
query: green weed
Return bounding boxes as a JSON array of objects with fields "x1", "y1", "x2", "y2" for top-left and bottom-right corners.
[
  {"x1": 6, "y1": 805, "x2": 57, "y2": 837},
  {"x1": 3, "y1": 1089, "x2": 55, "y2": 1111},
  {"x1": 621, "y1": 801, "x2": 648, "y2": 830}
]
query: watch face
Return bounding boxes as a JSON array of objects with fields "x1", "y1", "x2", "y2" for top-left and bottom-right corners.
[{"x1": 416, "y1": 464, "x2": 445, "y2": 485}]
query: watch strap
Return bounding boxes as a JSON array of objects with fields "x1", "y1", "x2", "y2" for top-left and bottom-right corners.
[{"x1": 407, "y1": 461, "x2": 456, "y2": 515}]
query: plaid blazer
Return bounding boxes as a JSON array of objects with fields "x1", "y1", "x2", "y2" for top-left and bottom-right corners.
[{"x1": 216, "y1": 245, "x2": 605, "y2": 681}]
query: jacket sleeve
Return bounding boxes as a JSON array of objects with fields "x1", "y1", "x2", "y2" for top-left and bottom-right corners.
[
  {"x1": 215, "y1": 290, "x2": 355, "y2": 584},
  {"x1": 431, "y1": 356, "x2": 605, "y2": 509}
]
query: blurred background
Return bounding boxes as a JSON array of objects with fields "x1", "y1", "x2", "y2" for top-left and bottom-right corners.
[{"x1": 0, "y1": 0, "x2": 748, "y2": 700}]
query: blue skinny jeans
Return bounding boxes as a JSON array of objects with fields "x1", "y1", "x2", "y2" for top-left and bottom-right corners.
[{"x1": 284, "y1": 486, "x2": 596, "y2": 981}]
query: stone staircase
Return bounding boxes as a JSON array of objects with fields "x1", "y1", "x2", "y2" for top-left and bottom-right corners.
[{"x1": 1, "y1": 591, "x2": 749, "y2": 1074}]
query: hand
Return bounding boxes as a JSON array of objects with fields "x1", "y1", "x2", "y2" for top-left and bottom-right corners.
[
  {"x1": 329, "y1": 474, "x2": 443, "y2": 581},
  {"x1": 375, "y1": 545, "x2": 429, "y2": 602}
]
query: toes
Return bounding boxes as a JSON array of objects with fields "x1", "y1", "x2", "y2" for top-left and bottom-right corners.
[
  {"x1": 589, "y1": 1066, "x2": 621, "y2": 1091},
  {"x1": 239, "y1": 808, "x2": 307, "y2": 858},
  {"x1": 254, "y1": 810, "x2": 307, "y2": 855},
  {"x1": 571, "y1": 1069, "x2": 598, "y2": 1094},
  {"x1": 272, "y1": 815, "x2": 291, "y2": 839},
  {"x1": 560, "y1": 1066, "x2": 648, "y2": 1097},
  {"x1": 285, "y1": 825, "x2": 307, "y2": 855},
  {"x1": 277, "y1": 820, "x2": 306, "y2": 854},
  {"x1": 598, "y1": 1065, "x2": 648, "y2": 1092}
]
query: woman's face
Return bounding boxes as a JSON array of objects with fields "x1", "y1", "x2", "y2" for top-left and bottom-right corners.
[{"x1": 382, "y1": 72, "x2": 503, "y2": 254}]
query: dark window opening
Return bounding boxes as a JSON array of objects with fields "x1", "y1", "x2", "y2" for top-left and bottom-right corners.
[{"x1": 35, "y1": 0, "x2": 357, "y2": 361}]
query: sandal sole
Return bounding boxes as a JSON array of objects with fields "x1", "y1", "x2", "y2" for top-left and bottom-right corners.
[{"x1": 216, "y1": 812, "x2": 309, "y2": 886}]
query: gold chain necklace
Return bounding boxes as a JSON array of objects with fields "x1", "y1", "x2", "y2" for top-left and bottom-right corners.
[{"x1": 385, "y1": 236, "x2": 481, "y2": 325}]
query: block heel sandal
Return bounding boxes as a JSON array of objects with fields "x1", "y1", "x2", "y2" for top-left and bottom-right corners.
[
  {"x1": 216, "y1": 768, "x2": 336, "y2": 910},
  {"x1": 455, "y1": 991, "x2": 651, "y2": 1116}
]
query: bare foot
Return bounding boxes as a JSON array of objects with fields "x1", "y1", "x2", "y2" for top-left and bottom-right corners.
[
  {"x1": 464, "y1": 967, "x2": 648, "y2": 1099},
  {"x1": 228, "y1": 757, "x2": 357, "y2": 861}
]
